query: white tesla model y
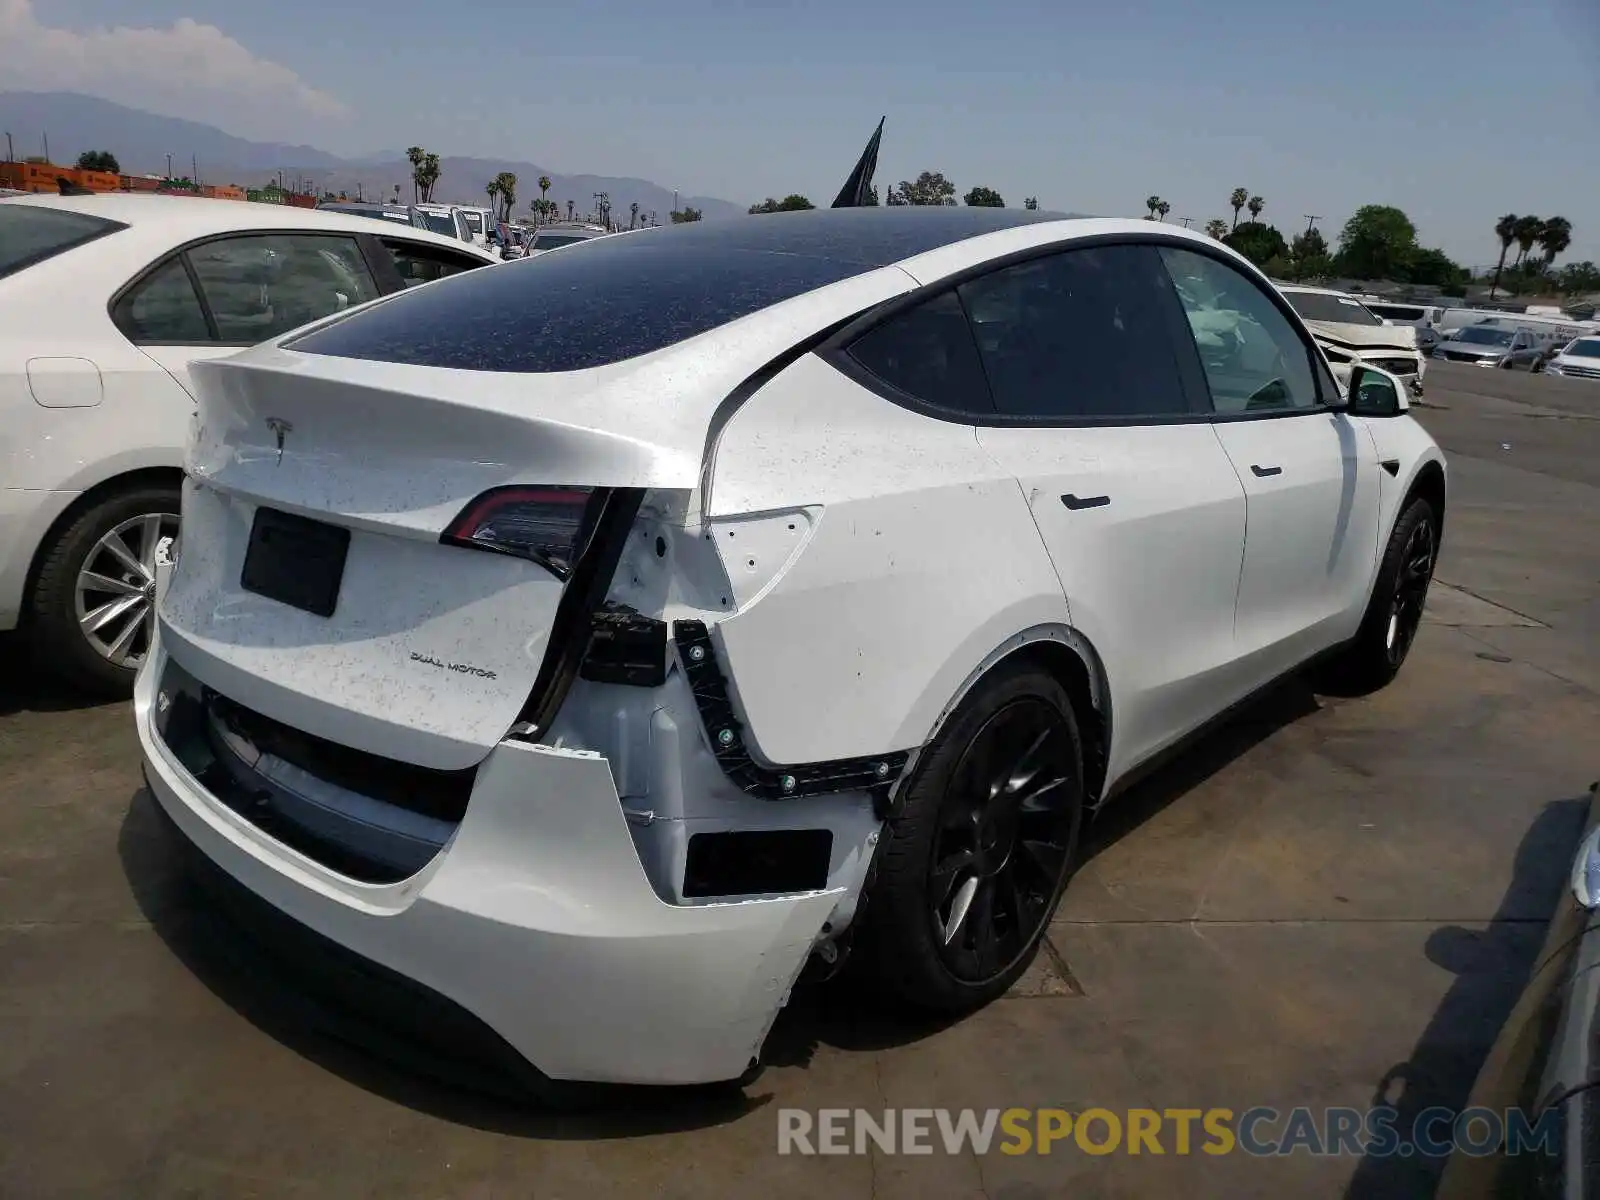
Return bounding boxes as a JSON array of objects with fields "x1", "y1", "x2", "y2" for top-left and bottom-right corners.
[{"x1": 136, "y1": 208, "x2": 1445, "y2": 1098}]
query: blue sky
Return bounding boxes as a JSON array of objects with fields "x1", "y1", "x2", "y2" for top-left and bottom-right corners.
[{"x1": 17, "y1": 0, "x2": 1600, "y2": 264}]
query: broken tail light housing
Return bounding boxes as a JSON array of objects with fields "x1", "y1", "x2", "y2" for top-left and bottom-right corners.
[{"x1": 440, "y1": 486, "x2": 600, "y2": 579}]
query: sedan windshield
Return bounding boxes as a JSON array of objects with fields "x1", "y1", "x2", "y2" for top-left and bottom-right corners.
[
  {"x1": 1284, "y1": 292, "x2": 1383, "y2": 325},
  {"x1": 462, "y1": 211, "x2": 484, "y2": 235},
  {"x1": 417, "y1": 211, "x2": 455, "y2": 236},
  {"x1": 1562, "y1": 338, "x2": 1600, "y2": 359},
  {"x1": 1455, "y1": 327, "x2": 1515, "y2": 347}
]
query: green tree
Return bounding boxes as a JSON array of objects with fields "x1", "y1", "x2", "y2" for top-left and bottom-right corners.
[
  {"x1": 1335, "y1": 205, "x2": 1417, "y2": 279},
  {"x1": 1289, "y1": 228, "x2": 1332, "y2": 280},
  {"x1": 863, "y1": 184, "x2": 879, "y2": 206},
  {"x1": 629, "y1": 201, "x2": 640, "y2": 229},
  {"x1": 406, "y1": 146, "x2": 427, "y2": 202},
  {"x1": 748, "y1": 194, "x2": 815, "y2": 213},
  {"x1": 1407, "y1": 248, "x2": 1467, "y2": 290},
  {"x1": 1262, "y1": 254, "x2": 1295, "y2": 280},
  {"x1": 1156, "y1": 199, "x2": 1171, "y2": 222},
  {"x1": 1247, "y1": 195, "x2": 1264, "y2": 223},
  {"x1": 1204, "y1": 218, "x2": 1229, "y2": 240},
  {"x1": 1023, "y1": 196, "x2": 1039, "y2": 211},
  {"x1": 75, "y1": 150, "x2": 120, "y2": 173},
  {"x1": 963, "y1": 185, "x2": 1004, "y2": 207},
  {"x1": 1489, "y1": 213, "x2": 1518, "y2": 299},
  {"x1": 1537, "y1": 216, "x2": 1572, "y2": 267},
  {"x1": 1555, "y1": 261, "x2": 1600, "y2": 295},
  {"x1": 493, "y1": 172, "x2": 517, "y2": 221},
  {"x1": 671, "y1": 206, "x2": 703, "y2": 223},
  {"x1": 1229, "y1": 187, "x2": 1248, "y2": 231},
  {"x1": 1224, "y1": 221, "x2": 1288, "y2": 268},
  {"x1": 485, "y1": 178, "x2": 500, "y2": 216},
  {"x1": 895, "y1": 171, "x2": 957, "y2": 206},
  {"x1": 1145, "y1": 194, "x2": 1162, "y2": 219}
]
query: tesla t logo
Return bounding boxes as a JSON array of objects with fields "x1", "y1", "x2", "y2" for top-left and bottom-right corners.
[{"x1": 265, "y1": 417, "x2": 292, "y2": 464}]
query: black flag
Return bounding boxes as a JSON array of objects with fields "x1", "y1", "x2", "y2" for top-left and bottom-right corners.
[{"x1": 832, "y1": 117, "x2": 884, "y2": 209}]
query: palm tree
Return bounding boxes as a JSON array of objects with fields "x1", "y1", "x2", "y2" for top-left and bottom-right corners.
[
  {"x1": 566, "y1": 198, "x2": 575, "y2": 222},
  {"x1": 1155, "y1": 200, "x2": 1171, "y2": 222},
  {"x1": 417, "y1": 153, "x2": 441, "y2": 203},
  {"x1": 1247, "y1": 195, "x2": 1264, "y2": 224},
  {"x1": 1489, "y1": 213, "x2": 1518, "y2": 299},
  {"x1": 406, "y1": 146, "x2": 427, "y2": 203},
  {"x1": 485, "y1": 179, "x2": 500, "y2": 217},
  {"x1": 494, "y1": 172, "x2": 517, "y2": 221},
  {"x1": 1538, "y1": 216, "x2": 1572, "y2": 267},
  {"x1": 1229, "y1": 187, "x2": 1248, "y2": 231},
  {"x1": 537, "y1": 175, "x2": 552, "y2": 221},
  {"x1": 1145, "y1": 194, "x2": 1162, "y2": 220},
  {"x1": 1205, "y1": 218, "x2": 1228, "y2": 240},
  {"x1": 629, "y1": 201, "x2": 640, "y2": 230},
  {"x1": 1512, "y1": 215, "x2": 1542, "y2": 267}
]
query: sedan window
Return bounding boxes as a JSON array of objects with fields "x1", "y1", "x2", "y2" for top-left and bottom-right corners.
[
  {"x1": 845, "y1": 289, "x2": 994, "y2": 415},
  {"x1": 113, "y1": 257, "x2": 212, "y2": 343},
  {"x1": 1160, "y1": 247, "x2": 1322, "y2": 414},
  {"x1": 380, "y1": 238, "x2": 489, "y2": 288},
  {"x1": 187, "y1": 234, "x2": 383, "y2": 343}
]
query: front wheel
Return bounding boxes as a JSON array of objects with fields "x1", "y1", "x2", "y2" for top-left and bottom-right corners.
[
  {"x1": 857, "y1": 661, "x2": 1085, "y2": 1013},
  {"x1": 1318, "y1": 497, "x2": 1438, "y2": 695},
  {"x1": 29, "y1": 485, "x2": 181, "y2": 697}
]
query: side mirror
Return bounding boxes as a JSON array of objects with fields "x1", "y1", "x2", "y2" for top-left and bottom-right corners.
[{"x1": 1348, "y1": 365, "x2": 1406, "y2": 417}]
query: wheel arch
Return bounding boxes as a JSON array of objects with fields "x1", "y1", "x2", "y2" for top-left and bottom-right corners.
[
  {"x1": 904, "y1": 624, "x2": 1113, "y2": 807},
  {"x1": 22, "y1": 466, "x2": 185, "y2": 617},
  {"x1": 1405, "y1": 457, "x2": 1447, "y2": 535}
]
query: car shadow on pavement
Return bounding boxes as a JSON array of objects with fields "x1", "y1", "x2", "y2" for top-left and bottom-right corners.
[
  {"x1": 1342, "y1": 792, "x2": 1592, "y2": 1200},
  {"x1": 0, "y1": 632, "x2": 111, "y2": 716},
  {"x1": 118, "y1": 786, "x2": 769, "y2": 1139}
]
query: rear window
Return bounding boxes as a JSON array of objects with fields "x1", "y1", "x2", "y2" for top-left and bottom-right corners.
[
  {"x1": 1283, "y1": 291, "x2": 1383, "y2": 326},
  {"x1": 288, "y1": 228, "x2": 871, "y2": 372},
  {"x1": 0, "y1": 204, "x2": 125, "y2": 280},
  {"x1": 531, "y1": 233, "x2": 595, "y2": 250}
]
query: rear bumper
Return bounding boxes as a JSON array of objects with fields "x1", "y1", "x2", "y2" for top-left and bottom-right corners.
[{"x1": 135, "y1": 630, "x2": 839, "y2": 1088}]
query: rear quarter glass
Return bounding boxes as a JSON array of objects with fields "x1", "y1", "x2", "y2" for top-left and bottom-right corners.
[{"x1": 0, "y1": 205, "x2": 126, "y2": 280}]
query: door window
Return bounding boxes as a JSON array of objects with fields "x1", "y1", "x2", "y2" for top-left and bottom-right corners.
[
  {"x1": 187, "y1": 234, "x2": 382, "y2": 343},
  {"x1": 380, "y1": 238, "x2": 489, "y2": 288},
  {"x1": 955, "y1": 244, "x2": 1194, "y2": 419},
  {"x1": 1160, "y1": 247, "x2": 1331, "y2": 414},
  {"x1": 113, "y1": 257, "x2": 212, "y2": 343}
]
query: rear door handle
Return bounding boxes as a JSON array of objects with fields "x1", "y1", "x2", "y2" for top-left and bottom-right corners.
[
  {"x1": 1250, "y1": 464, "x2": 1283, "y2": 478},
  {"x1": 1061, "y1": 493, "x2": 1110, "y2": 510}
]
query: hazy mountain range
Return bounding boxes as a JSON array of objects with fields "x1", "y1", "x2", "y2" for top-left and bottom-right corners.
[{"x1": 0, "y1": 91, "x2": 742, "y2": 221}]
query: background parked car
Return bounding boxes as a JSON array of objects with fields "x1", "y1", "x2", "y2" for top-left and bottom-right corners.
[
  {"x1": 1434, "y1": 324, "x2": 1545, "y2": 369},
  {"x1": 524, "y1": 222, "x2": 612, "y2": 255},
  {"x1": 1278, "y1": 284, "x2": 1426, "y2": 394},
  {"x1": 1543, "y1": 335, "x2": 1600, "y2": 380},
  {"x1": 0, "y1": 194, "x2": 497, "y2": 694}
]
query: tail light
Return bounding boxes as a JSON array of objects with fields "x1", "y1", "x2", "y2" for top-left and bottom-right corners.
[{"x1": 440, "y1": 485, "x2": 601, "y2": 579}]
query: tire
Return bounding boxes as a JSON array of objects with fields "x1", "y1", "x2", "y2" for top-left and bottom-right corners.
[
  {"x1": 857, "y1": 660, "x2": 1086, "y2": 1014},
  {"x1": 1318, "y1": 496, "x2": 1438, "y2": 696},
  {"x1": 29, "y1": 484, "x2": 181, "y2": 698}
]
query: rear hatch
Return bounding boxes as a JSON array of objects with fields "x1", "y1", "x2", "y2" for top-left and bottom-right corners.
[{"x1": 163, "y1": 349, "x2": 704, "y2": 772}]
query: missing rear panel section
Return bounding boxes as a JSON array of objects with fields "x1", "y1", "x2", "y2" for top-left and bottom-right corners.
[{"x1": 682, "y1": 829, "x2": 834, "y2": 898}]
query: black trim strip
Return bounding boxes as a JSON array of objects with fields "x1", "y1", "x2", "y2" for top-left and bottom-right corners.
[
  {"x1": 511, "y1": 487, "x2": 646, "y2": 735},
  {"x1": 671, "y1": 619, "x2": 908, "y2": 800}
]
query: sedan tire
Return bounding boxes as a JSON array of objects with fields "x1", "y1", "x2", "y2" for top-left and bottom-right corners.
[
  {"x1": 29, "y1": 484, "x2": 181, "y2": 698},
  {"x1": 858, "y1": 660, "x2": 1086, "y2": 1014}
]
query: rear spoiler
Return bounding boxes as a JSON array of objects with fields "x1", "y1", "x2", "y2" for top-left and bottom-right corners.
[{"x1": 832, "y1": 117, "x2": 884, "y2": 208}]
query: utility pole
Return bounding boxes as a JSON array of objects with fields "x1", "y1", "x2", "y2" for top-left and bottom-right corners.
[
  {"x1": 4, "y1": 131, "x2": 12, "y2": 162},
  {"x1": 1179, "y1": 216, "x2": 1194, "y2": 229},
  {"x1": 42, "y1": 132, "x2": 49, "y2": 163},
  {"x1": 1303, "y1": 214, "x2": 1321, "y2": 236},
  {"x1": 166, "y1": 154, "x2": 173, "y2": 180}
]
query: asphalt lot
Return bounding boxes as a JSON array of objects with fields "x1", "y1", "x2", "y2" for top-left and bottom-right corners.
[{"x1": 1, "y1": 359, "x2": 1596, "y2": 1199}]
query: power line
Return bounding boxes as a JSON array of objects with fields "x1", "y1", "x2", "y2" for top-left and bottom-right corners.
[{"x1": 1303, "y1": 214, "x2": 1322, "y2": 235}]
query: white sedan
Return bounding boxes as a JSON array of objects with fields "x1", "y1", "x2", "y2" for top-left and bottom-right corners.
[
  {"x1": 137, "y1": 209, "x2": 1445, "y2": 1096},
  {"x1": 0, "y1": 194, "x2": 498, "y2": 693}
]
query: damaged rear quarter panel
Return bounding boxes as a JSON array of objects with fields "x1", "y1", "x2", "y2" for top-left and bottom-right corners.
[{"x1": 706, "y1": 353, "x2": 1071, "y2": 766}]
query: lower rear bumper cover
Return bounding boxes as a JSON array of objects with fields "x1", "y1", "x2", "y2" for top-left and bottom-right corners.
[{"x1": 135, "y1": 632, "x2": 839, "y2": 1087}]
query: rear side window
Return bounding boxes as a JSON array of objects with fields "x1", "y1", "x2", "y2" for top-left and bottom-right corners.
[
  {"x1": 114, "y1": 258, "x2": 211, "y2": 343},
  {"x1": 955, "y1": 244, "x2": 1195, "y2": 419},
  {"x1": 845, "y1": 290, "x2": 993, "y2": 414},
  {"x1": 187, "y1": 234, "x2": 382, "y2": 343},
  {"x1": 380, "y1": 238, "x2": 487, "y2": 288},
  {"x1": 0, "y1": 205, "x2": 124, "y2": 280}
]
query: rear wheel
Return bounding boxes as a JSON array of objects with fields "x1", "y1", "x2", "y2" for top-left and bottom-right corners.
[
  {"x1": 29, "y1": 484, "x2": 181, "y2": 697},
  {"x1": 1318, "y1": 496, "x2": 1437, "y2": 695},
  {"x1": 858, "y1": 662, "x2": 1085, "y2": 1013}
]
